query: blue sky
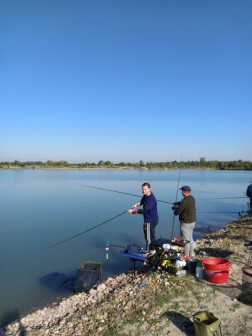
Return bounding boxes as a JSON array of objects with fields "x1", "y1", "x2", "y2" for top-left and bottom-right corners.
[{"x1": 1, "y1": 1, "x2": 251, "y2": 163}]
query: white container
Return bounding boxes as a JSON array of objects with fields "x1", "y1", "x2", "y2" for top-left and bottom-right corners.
[
  {"x1": 175, "y1": 270, "x2": 188, "y2": 276},
  {"x1": 173, "y1": 259, "x2": 186, "y2": 268}
]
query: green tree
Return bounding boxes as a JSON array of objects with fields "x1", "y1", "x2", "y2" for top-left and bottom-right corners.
[
  {"x1": 104, "y1": 161, "x2": 112, "y2": 166},
  {"x1": 46, "y1": 160, "x2": 53, "y2": 166},
  {"x1": 146, "y1": 162, "x2": 153, "y2": 169},
  {"x1": 13, "y1": 160, "x2": 21, "y2": 166}
]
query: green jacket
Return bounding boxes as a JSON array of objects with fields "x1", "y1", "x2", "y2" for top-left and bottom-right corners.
[{"x1": 174, "y1": 195, "x2": 196, "y2": 223}]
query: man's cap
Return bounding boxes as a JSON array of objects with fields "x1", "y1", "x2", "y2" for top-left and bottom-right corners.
[{"x1": 179, "y1": 186, "x2": 191, "y2": 191}]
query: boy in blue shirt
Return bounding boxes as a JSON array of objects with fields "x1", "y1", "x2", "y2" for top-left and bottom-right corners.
[{"x1": 127, "y1": 182, "x2": 158, "y2": 251}]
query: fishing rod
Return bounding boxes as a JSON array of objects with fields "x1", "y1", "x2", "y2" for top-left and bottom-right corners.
[
  {"x1": 0, "y1": 210, "x2": 127, "y2": 265},
  {"x1": 171, "y1": 153, "x2": 183, "y2": 239},
  {"x1": 80, "y1": 185, "x2": 174, "y2": 204}
]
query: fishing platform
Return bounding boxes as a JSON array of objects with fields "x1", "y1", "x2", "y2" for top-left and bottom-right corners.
[{"x1": 119, "y1": 237, "x2": 188, "y2": 277}]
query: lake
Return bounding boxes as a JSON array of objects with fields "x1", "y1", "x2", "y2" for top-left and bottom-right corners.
[{"x1": 0, "y1": 169, "x2": 250, "y2": 326}]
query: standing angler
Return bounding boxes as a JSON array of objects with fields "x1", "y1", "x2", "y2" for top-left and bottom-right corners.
[
  {"x1": 246, "y1": 183, "x2": 252, "y2": 212},
  {"x1": 172, "y1": 186, "x2": 196, "y2": 257},
  {"x1": 127, "y1": 182, "x2": 158, "y2": 252}
]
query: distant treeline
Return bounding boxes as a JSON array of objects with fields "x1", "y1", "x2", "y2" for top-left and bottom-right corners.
[{"x1": 0, "y1": 158, "x2": 252, "y2": 170}]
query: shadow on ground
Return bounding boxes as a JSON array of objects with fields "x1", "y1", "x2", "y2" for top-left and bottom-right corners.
[
  {"x1": 203, "y1": 276, "x2": 242, "y2": 300},
  {"x1": 161, "y1": 310, "x2": 195, "y2": 335}
]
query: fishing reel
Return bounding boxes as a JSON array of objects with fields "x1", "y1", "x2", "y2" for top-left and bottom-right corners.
[
  {"x1": 172, "y1": 205, "x2": 178, "y2": 210},
  {"x1": 167, "y1": 249, "x2": 177, "y2": 259}
]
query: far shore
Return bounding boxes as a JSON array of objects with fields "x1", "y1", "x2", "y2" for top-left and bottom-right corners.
[{"x1": 1, "y1": 166, "x2": 251, "y2": 171}]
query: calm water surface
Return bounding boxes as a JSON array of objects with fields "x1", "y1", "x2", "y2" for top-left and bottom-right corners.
[{"x1": 0, "y1": 169, "x2": 250, "y2": 326}]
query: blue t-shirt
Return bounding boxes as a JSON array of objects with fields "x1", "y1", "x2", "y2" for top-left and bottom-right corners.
[
  {"x1": 139, "y1": 192, "x2": 158, "y2": 223},
  {"x1": 247, "y1": 184, "x2": 252, "y2": 203}
]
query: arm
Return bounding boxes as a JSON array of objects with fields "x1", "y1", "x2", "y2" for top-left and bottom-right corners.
[
  {"x1": 173, "y1": 200, "x2": 186, "y2": 216},
  {"x1": 171, "y1": 201, "x2": 180, "y2": 210},
  {"x1": 127, "y1": 208, "x2": 150, "y2": 214},
  {"x1": 132, "y1": 200, "x2": 142, "y2": 209},
  {"x1": 127, "y1": 199, "x2": 143, "y2": 214}
]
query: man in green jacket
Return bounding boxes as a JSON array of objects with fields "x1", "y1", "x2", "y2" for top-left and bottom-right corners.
[{"x1": 172, "y1": 186, "x2": 196, "y2": 257}]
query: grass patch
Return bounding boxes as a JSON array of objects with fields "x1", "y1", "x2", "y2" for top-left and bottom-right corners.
[
  {"x1": 172, "y1": 301, "x2": 180, "y2": 309},
  {"x1": 106, "y1": 307, "x2": 119, "y2": 316},
  {"x1": 155, "y1": 293, "x2": 172, "y2": 307},
  {"x1": 144, "y1": 308, "x2": 152, "y2": 315},
  {"x1": 173, "y1": 288, "x2": 183, "y2": 298},
  {"x1": 123, "y1": 314, "x2": 139, "y2": 325},
  {"x1": 227, "y1": 300, "x2": 241, "y2": 312},
  {"x1": 200, "y1": 305, "x2": 209, "y2": 310},
  {"x1": 233, "y1": 303, "x2": 241, "y2": 309},
  {"x1": 185, "y1": 282, "x2": 195, "y2": 291},
  {"x1": 147, "y1": 318, "x2": 159, "y2": 324},
  {"x1": 104, "y1": 326, "x2": 119, "y2": 336}
]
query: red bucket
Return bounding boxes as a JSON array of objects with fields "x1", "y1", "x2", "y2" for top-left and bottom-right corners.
[{"x1": 201, "y1": 258, "x2": 232, "y2": 283}]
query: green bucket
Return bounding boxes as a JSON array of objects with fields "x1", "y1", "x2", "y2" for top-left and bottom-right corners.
[{"x1": 193, "y1": 311, "x2": 220, "y2": 336}]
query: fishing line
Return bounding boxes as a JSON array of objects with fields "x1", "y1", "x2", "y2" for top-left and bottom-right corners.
[
  {"x1": 79, "y1": 185, "x2": 248, "y2": 216},
  {"x1": 110, "y1": 244, "x2": 126, "y2": 249},
  {"x1": 203, "y1": 197, "x2": 247, "y2": 200},
  {"x1": 198, "y1": 211, "x2": 249, "y2": 214},
  {"x1": 171, "y1": 153, "x2": 183, "y2": 239},
  {"x1": 0, "y1": 210, "x2": 127, "y2": 265},
  {"x1": 79, "y1": 185, "x2": 174, "y2": 204},
  {"x1": 79, "y1": 185, "x2": 248, "y2": 207}
]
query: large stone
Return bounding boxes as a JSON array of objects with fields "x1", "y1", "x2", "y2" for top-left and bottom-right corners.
[
  {"x1": 89, "y1": 289, "x2": 97, "y2": 295},
  {"x1": 97, "y1": 283, "x2": 106, "y2": 292}
]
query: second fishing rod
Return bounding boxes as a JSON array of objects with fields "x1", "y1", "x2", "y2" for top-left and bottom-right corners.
[{"x1": 170, "y1": 157, "x2": 182, "y2": 239}]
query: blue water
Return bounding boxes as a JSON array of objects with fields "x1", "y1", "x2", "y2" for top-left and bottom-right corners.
[{"x1": 0, "y1": 169, "x2": 250, "y2": 326}]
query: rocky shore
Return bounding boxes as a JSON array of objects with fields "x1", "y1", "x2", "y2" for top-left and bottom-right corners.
[{"x1": 1, "y1": 215, "x2": 252, "y2": 336}]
